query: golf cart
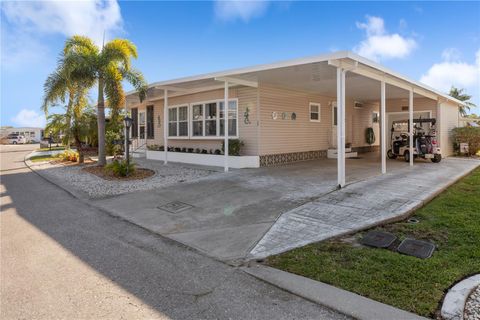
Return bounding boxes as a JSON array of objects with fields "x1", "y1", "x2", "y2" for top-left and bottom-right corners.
[{"x1": 387, "y1": 118, "x2": 442, "y2": 163}]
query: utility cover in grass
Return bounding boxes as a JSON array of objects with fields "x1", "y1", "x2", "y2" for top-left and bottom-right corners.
[
  {"x1": 360, "y1": 231, "x2": 397, "y2": 248},
  {"x1": 397, "y1": 238, "x2": 435, "y2": 259}
]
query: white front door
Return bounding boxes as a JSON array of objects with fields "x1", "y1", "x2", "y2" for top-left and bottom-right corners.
[{"x1": 331, "y1": 103, "x2": 338, "y2": 148}]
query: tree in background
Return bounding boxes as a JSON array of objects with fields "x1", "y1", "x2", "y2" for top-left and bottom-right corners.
[
  {"x1": 449, "y1": 87, "x2": 477, "y2": 117},
  {"x1": 62, "y1": 36, "x2": 148, "y2": 166}
]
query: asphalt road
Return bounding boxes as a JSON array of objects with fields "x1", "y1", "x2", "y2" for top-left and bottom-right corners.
[{"x1": 0, "y1": 144, "x2": 348, "y2": 320}]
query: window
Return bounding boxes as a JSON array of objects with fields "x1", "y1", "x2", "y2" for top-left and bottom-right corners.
[
  {"x1": 219, "y1": 100, "x2": 237, "y2": 136},
  {"x1": 146, "y1": 105, "x2": 154, "y2": 139},
  {"x1": 167, "y1": 100, "x2": 237, "y2": 138},
  {"x1": 310, "y1": 102, "x2": 320, "y2": 122},
  {"x1": 192, "y1": 104, "x2": 203, "y2": 136},
  {"x1": 131, "y1": 108, "x2": 138, "y2": 138},
  {"x1": 169, "y1": 105, "x2": 188, "y2": 137},
  {"x1": 30, "y1": 132, "x2": 35, "y2": 137}
]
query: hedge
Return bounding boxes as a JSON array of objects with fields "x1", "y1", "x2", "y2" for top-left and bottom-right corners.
[{"x1": 452, "y1": 126, "x2": 480, "y2": 156}]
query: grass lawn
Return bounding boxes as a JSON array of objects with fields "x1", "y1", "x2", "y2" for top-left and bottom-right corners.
[
  {"x1": 29, "y1": 155, "x2": 59, "y2": 162},
  {"x1": 267, "y1": 167, "x2": 480, "y2": 318}
]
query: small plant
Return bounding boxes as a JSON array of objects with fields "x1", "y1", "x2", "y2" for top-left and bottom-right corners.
[
  {"x1": 147, "y1": 144, "x2": 164, "y2": 151},
  {"x1": 201, "y1": 149, "x2": 208, "y2": 154},
  {"x1": 214, "y1": 149, "x2": 222, "y2": 155},
  {"x1": 61, "y1": 149, "x2": 79, "y2": 162},
  {"x1": 105, "y1": 159, "x2": 135, "y2": 177},
  {"x1": 174, "y1": 147, "x2": 181, "y2": 152},
  {"x1": 187, "y1": 148, "x2": 194, "y2": 153},
  {"x1": 221, "y1": 139, "x2": 244, "y2": 156},
  {"x1": 195, "y1": 148, "x2": 201, "y2": 153},
  {"x1": 181, "y1": 147, "x2": 187, "y2": 153}
]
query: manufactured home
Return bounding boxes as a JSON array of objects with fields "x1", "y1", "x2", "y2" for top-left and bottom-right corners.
[{"x1": 125, "y1": 51, "x2": 463, "y2": 187}]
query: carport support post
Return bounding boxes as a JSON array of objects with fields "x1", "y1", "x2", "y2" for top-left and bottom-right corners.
[
  {"x1": 381, "y1": 80, "x2": 386, "y2": 174},
  {"x1": 336, "y1": 67, "x2": 346, "y2": 188},
  {"x1": 409, "y1": 89, "x2": 414, "y2": 167},
  {"x1": 164, "y1": 89, "x2": 168, "y2": 165},
  {"x1": 224, "y1": 80, "x2": 229, "y2": 172}
]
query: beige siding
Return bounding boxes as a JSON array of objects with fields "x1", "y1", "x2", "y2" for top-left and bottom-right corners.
[
  {"x1": 258, "y1": 85, "x2": 380, "y2": 155},
  {"x1": 440, "y1": 101, "x2": 459, "y2": 156},
  {"x1": 127, "y1": 87, "x2": 259, "y2": 155},
  {"x1": 385, "y1": 98, "x2": 438, "y2": 117}
]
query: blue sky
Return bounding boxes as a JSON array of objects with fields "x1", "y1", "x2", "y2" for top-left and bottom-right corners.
[{"x1": 1, "y1": 1, "x2": 479, "y2": 128}]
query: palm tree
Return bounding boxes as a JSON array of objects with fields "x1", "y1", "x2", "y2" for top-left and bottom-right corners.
[
  {"x1": 449, "y1": 87, "x2": 477, "y2": 117},
  {"x1": 62, "y1": 36, "x2": 147, "y2": 166}
]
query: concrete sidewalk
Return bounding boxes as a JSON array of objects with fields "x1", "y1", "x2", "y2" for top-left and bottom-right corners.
[{"x1": 250, "y1": 157, "x2": 479, "y2": 259}]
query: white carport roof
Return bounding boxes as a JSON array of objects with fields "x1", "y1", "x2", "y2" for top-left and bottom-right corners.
[{"x1": 126, "y1": 51, "x2": 464, "y2": 107}]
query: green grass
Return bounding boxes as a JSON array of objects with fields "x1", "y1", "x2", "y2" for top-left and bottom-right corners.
[
  {"x1": 36, "y1": 146, "x2": 65, "y2": 151},
  {"x1": 29, "y1": 155, "x2": 59, "y2": 162},
  {"x1": 267, "y1": 167, "x2": 480, "y2": 318}
]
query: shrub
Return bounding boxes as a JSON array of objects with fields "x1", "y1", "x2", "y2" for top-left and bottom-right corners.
[
  {"x1": 195, "y1": 148, "x2": 201, "y2": 154},
  {"x1": 187, "y1": 148, "x2": 194, "y2": 153},
  {"x1": 452, "y1": 127, "x2": 480, "y2": 156},
  {"x1": 61, "y1": 149, "x2": 79, "y2": 162},
  {"x1": 147, "y1": 144, "x2": 165, "y2": 151},
  {"x1": 105, "y1": 159, "x2": 135, "y2": 177},
  {"x1": 214, "y1": 149, "x2": 222, "y2": 155},
  {"x1": 221, "y1": 139, "x2": 244, "y2": 156}
]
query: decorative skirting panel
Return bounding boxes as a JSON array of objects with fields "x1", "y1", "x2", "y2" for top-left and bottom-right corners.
[
  {"x1": 352, "y1": 145, "x2": 380, "y2": 153},
  {"x1": 259, "y1": 150, "x2": 327, "y2": 167}
]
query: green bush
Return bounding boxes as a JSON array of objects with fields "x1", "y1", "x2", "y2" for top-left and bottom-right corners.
[
  {"x1": 452, "y1": 127, "x2": 480, "y2": 156},
  {"x1": 105, "y1": 130, "x2": 123, "y2": 156},
  {"x1": 221, "y1": 139, "x2": 244, "y2": 156},
  {"x1": 105, "y1": 159, "x2": 135, "y2": 177}
]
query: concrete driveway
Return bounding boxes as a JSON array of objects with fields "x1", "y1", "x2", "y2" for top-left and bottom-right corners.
[{"x1": 93, "y1": 154, "x2": 480, "y2": 262}]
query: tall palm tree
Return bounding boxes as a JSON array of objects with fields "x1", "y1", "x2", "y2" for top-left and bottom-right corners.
[
  {"x1": 449, "y1": 87, "x2": 477, "y2": 117},
  {"x1": 63, "y1": 36, "x2": 147, "y2": 166}
]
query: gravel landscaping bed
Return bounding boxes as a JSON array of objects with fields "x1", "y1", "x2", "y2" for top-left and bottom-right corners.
[
  {"x1": 29, "y1": 160, "x2": 216, "y2": 199},
  {"x1": 465, "y1": 286, "x2": 480, "y2": 320}
]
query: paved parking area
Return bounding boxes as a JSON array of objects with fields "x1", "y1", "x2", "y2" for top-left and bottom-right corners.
[
  {"x1": 250, "y1": 157, "x2": 480, "y2": 258},
  {"x1": 92, "y1": 154, "x2": 479, "y2": 262}
]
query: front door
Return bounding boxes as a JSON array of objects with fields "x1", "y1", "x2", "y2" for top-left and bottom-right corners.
[{"x1": 331, "y1": 103, "x2": 338, "y2": 148}]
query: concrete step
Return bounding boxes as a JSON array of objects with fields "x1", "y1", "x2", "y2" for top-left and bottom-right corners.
[{"x1": 327, "y1": 148, "x2": 358, "y2": 159}]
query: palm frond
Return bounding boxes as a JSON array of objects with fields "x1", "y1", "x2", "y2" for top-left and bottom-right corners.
[
  {"x1": 122, "y1": 68, "x2": 148, "y2": 102},
  {"x1": 64, "y1": 35, "x2": 99, "y2": 56},
  {"x1": 104, "y1": 62, "x2": 125, "y2": 109},
  {"x1": 102, "y1": 39, "x2": 138, "y2": 71}
]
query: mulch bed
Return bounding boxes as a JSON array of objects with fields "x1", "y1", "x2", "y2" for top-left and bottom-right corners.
[{"x1": 82, "y1": 165, "x2": 155, "y2": 181}]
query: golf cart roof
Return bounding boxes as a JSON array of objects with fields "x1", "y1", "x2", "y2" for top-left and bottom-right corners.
[{"x1": 392, "y1": 118, "x2": 436, "y2": 125}]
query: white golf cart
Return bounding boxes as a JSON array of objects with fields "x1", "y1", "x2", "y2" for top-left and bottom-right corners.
[{"x1": 387, "y1": 118, "x2": 442, "y2": 163}]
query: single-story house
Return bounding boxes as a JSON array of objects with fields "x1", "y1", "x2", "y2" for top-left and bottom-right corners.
[{"x1": 125, "y1": 51, "x2": 464, "y2": 187}]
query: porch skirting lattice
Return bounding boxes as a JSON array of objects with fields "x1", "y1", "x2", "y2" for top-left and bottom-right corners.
[{"x1": 259, "y1": 150, "x2": 327, "y2": 167}]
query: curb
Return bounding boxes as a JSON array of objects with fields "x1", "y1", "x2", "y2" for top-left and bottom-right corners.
[
  {"x1": 441, "y1": 274, "x2": 480, "y2": 320},
  {"x1": 242, "y1": 265, "x2": 428, "y2": 320}
]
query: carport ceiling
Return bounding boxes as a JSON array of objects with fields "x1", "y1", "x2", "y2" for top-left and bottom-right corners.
[{"x1": 128, "y1": 58, "x2": 427, "y2": 105}]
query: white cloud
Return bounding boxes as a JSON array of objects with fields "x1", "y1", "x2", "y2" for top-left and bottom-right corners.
[
  {"x1": 1, "y1": 0, "x2": 123, "y2": 45},
  {"x1": 1, "y1": 0, "x2": 123, "y2": 70},
  {"x1": 214, "y1": 0, "x2": 269, "y2": 22},
  {"x1": 420, "y1": 49, "x2": 480, "y2": 94},
  {"x1": 11, "y1": 109, "x2": 46, "y2": 128},
  {"x1": 353, "y1": 16, "x2": 417, "y2": 61}
]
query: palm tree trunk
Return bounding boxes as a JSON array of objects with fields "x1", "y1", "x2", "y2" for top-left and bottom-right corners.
[
  {"x1": 97, "y1": 77, "x2": 106, "y2": 166},
  {"x1": 65, "y1": 90, "x2": 74, "y2": 149}
]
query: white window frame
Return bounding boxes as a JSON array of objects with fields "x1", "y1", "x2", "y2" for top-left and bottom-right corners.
[
  {"x1": 188, "y1": 98, "x2": 239, "y2": 140},
  {"x1": 309, "y1": 102, "x2": 321, "y2": 122},
  {"x1": 168, "y1": 104, "x2": 189, "y2": 139}
]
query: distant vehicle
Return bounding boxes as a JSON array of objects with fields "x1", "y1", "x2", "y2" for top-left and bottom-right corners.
[{"x1": 6, "y1": 134, "x2": 27, "y2": 144}]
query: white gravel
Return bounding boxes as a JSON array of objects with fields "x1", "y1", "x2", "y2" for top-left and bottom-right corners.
[
  {"x1": 29, "y1": 159, "x2": 216, "y2": 199},
  {"x1": 465, "y1": 286, "x2": 480, "y2": 320}
]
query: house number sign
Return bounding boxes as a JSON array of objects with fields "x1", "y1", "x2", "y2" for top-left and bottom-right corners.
[{"x1": 271, "y1": 111, "x2": 296, "y2": 120}]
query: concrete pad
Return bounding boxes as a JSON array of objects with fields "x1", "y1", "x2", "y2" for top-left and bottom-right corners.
[
  {"x1": 243, "y1": 265, "x2": 428, "y2": 320},
  {"x1": 168, "y1": 223, "x2": 272, "y2": 260},
  {"x1": 250, "y1": 157, "x2": 480, "y2": 259}
]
